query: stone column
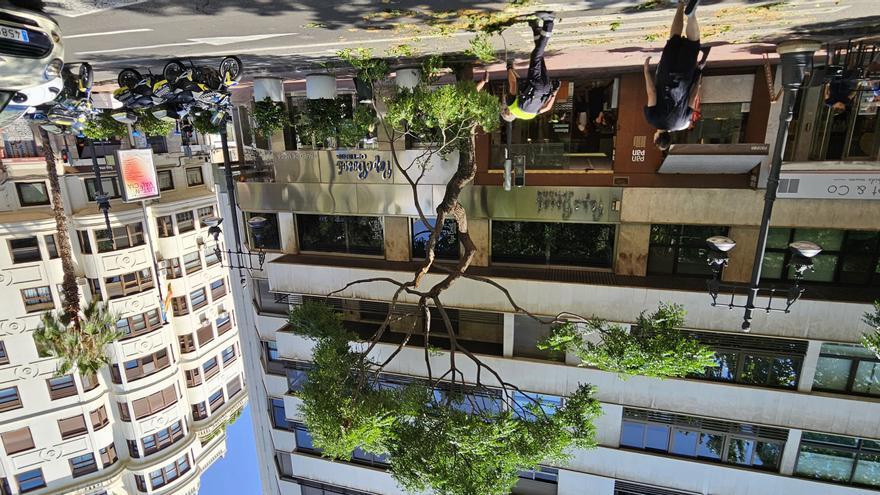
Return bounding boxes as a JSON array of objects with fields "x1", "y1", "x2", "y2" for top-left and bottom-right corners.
[
  {"x1": 722, "y1": 226, "x2": 760, "y2": 283},
  {"x1": 797, "y1": 340, "x2": 822, "y2": 393},
  {"x1": 502, "y1": 313, "x2": 514, "y2": 358},
  {"x1": 467, "y1": 218, "x2": 490, "y2": 267},
  {"x1": 383, "y1": 216, "x2": 411, "y2": 262},
  {"x1": 615, "y1": 223, "x2": 650, "y2": 276},
  {"x1": 779, "y1": 429, "x2": 803, "y2": 476}
]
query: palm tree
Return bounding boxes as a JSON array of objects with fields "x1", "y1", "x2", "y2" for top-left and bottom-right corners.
[
  {"x1": 34, "y1": 300, "x2": 121, "y2": 375},
  {"x1": 37, "y1": 128, "x2": 120, "y2": 374}
]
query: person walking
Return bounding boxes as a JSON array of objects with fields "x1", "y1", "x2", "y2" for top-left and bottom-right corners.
[
  {"x1": 643, "y1": 0, "x2": 708, "y2": 150},
  {"x1": 501, "y1": 12, "x2": 561, "y2": 122}
]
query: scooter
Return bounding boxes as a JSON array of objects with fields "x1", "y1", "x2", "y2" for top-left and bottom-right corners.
[
  {"x1": 30, "y1": 62, "x2": 97, "y2": 134},
  {"x1": 113, "y1": 68, "x2": 176, "y2": 112}
]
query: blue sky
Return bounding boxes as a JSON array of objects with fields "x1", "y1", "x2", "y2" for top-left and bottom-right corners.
[{"x1": 199, "y1": 405, "x2": 262, "y2": 494}]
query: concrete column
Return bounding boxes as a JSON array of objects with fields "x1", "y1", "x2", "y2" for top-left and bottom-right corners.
[
  {"x1": 278, "y1": 212, "x2": 298, "y2": 254},
  {"x1": 468, "y1": 218, "x2": 490, "y2": 267},
  {"x1": 722, "y1": 225, "x2": 760, "y2": 283},
  {"x1": 383, "y1": 216, "x2": 410, "y2": 262},
  {"x1": 797, "y1": 340, "x2": 823, "y2": 393},
  {"x1": 270, "y1": 129, "x2": 286, "y2": 153},
  {"x1": 779, "y1": 429, "x2": 803, "y2": 476},
  {"x1": 502, "y1": 313, "x2": 514, "y2": 358},
  {"x1": 615, "y1": 223, "x2": 650, "y2": 276},
  {"x1": 558, "y1": 471, "x2": 614, "y2": 495},
  {"x1": 596, "y1": 404, "x2": 624, "y2": 447}
]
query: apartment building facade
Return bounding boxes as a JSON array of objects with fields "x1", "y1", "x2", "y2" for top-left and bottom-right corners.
[
  {"x1": 0, "y1": 131, "x2": 246, "y2": 495},
  {"x1": 221, "y1": 56, "x2": 880, "y2": 495}
]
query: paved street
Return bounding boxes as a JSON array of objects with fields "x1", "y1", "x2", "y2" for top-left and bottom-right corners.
[{"x1": 43, "y1": 0, "x2": 880, "y2": 83}]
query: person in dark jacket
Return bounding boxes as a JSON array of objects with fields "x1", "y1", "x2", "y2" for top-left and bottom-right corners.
[
  {"x1": 643, "y1": 0, "x2": 704, "y2": 150},
  {"x1": 501, "y1": 11, "x2": 561, "y2": 122}
]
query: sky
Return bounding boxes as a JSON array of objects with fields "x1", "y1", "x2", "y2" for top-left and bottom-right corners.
[{"x1": 199, "y1": 405, "x2": 262, "y2": 495}]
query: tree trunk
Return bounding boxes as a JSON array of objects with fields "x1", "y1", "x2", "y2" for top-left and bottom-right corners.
[{"x1": 40, "y1": 127, "x2": 81, "y2": 328}]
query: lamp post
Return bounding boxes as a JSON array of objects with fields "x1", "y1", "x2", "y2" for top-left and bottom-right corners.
[
  {"x1": 705, "y1": 40, "x2": 823, "y2": 332},
  {"x1": 203, "y1": 215, "x2": 268, "y2": 275}
]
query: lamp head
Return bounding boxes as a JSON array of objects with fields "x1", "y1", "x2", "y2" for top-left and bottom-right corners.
[
  {"x1": 789, "y1": 240, "x2": 822, "y2": 259},
  {"x1": 248, "y1": 215, "x2": 269, "y2": 248},
  {"x1": 706, "y1": 236, "x2": 737, "y2": 253},
  {"x1": 203, "y1": 216, "x2": 223, "y2": 242}
]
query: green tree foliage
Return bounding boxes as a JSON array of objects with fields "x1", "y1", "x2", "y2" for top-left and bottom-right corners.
[
  {"x1": 539, "y1": 303, "x2": 717, "y2": 378},
  {"x1": 466, "y1": 33, "x2": 497, "y2": 63},
  {"x1": 297, "y1": 100, "x2": 375, "y2": 149},
  {"x1": 133, "y1": 110, "x2": 175, "y2": 137},
  {"x1": 191, "y1": 112, "x2": 224, "y2": 135},
  {"x1": 862, "y1": 300, "x2": 880, "y2": 358},
  {"x1": 252, "y1": 97, "x2": 291, "y2": 140},
  {"x1": 386, "y1": 81, "x2": 501, "y2": 157},
  {"x1": 82, "y1": 111, "x2": 127, "y2": 141},
  {"x1": 33, "y1": 300, "x2": 121, "y2": 376},
  {"x1": 290, "y1": 302, "x2": 602, "y2": 495},
  {"x1": 338, "y1": 47, "x2": 390, "y2": 84}
]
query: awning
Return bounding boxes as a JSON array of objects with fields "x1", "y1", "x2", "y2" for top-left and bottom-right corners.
[{"x1": 658, "y1": 143, "x2": 769, "y2": 174}]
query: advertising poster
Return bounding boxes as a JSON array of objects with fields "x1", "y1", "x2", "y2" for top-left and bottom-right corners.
[{"x1": 115, "y1": 148, "x2": 160, "y2": 202}]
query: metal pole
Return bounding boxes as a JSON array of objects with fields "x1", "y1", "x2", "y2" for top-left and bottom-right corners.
[
  {"x1": 220, "y1": 125, "x2": 242, "y2": 251},
  {"x1": 89, "y1": 138, "x2": 115, "y2": 248},
  {"x1": 141, "y1": 200, "x2": 165, "y2": 314}
]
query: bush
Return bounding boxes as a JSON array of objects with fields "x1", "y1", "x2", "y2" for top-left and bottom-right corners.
[
  {"x1": 252, "y1": 97, "x2": 290, "y2": 140},
  {"x1": 133, "y1": 110, "x2": 175, "y2": 137},
  {"x1": 82, "y1": 111, "x2": 127, "y2": 141}
]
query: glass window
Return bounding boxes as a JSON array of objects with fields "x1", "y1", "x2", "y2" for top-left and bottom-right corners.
[
  {"x1": 85, "y1": 177, "x2": 121, "y2": 202},
  {"x1": 69, "y1": 453, "x2": 97, "y2": 477},
  {"x1": 411, "y1": 218, "x2": 459, "y2": 260},
  {"x1": 156, "y1": 216, "x2": 174, "y2": 238},
  {"x1": 795, "y1": 433, "x2": 880, "y2": 488},
  {"x1": 16, "y1": 182, "x2": 50, "y2": 207},
  {"x1": 186, "y1": 167, "x2": 204, "y2": 186},
  {"x1": 15, "y1": 469, "x2": 45, "y2": 493},
  {"x1": 814, "y1": 343, "x2": 880, "y2": 397},
  {"x1": 197, "y1": 206, "x2": 215, "y2": 225},
  {"x1": 491, "y1": 220, "x2": 615, "y2": 268},
  {"x1": 762, "y1": 228, "x2": 880, "y2": 286},
  {"x1": 44, "y1": 235, "x2": 59, "y2": 259},
  {"x1": 670, "y1": 429, "x2": 699, "y2": 457},
  {"x1": 647, "y1": 224, "x2": 730, "y2": 276},
  {"x1": 221, "y1": 345, "x2": 235, "y2": 364},
  {"x1": 243, "y1": 212, "x2": 281, "y2": 250},
  {"x1": 22, "y1": 286, "x2": 53, "y2": 312},
  {"x1": 271, "y1": 398, "x2": 290, "y2": 430},
  {"x1": 183, "y1": 251, "x2": 202, "y2": 274},
  {"x1": 671, "y1": 102, "x2": 749, "y2": 145},
  {"x1": 0, "y1": 386, "x2": 21, "y2": 412},
  {"x1": 176, "y1": 211, "x2": 195, "y2": 233},
  {"x1": 157, "y1": 170, "x2": 174, "y2": 191},
  {"x1": 297, "y1": 214, "x2": 383, "y2": 255},
  {"x1": 9, "y1": 237, "x2": 41, "y2": 263},
  {"x1": 190, "y1": 287, "x2": 207, "y2": 310},
  {"x1": 77, "y1": 230, "x2": 92, "y2": 254}
]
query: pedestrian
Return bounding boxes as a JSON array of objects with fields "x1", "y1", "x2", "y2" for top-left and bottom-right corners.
[
  {"x1": 643, "y1": 0, "x2": 707, "y2": 150},
  {"x1": 500, "y1": 12, "x2": 561, "y2": 122}
]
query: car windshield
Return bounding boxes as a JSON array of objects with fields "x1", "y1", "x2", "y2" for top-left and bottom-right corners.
[{"x1": 0, "y1": 92, "x2": 26, "y2": 129}]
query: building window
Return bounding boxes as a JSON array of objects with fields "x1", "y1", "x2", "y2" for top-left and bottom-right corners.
[
  {"x1": 203, "y1": 357, "x2": 219, "y2": 380},
  {"x1": 69, "y1": 453, "x2": 98, "y2": 477},
  {"x1": 620, "y1": 408, "x2": 786, "y2": 471},
  {"x1": 292, "y1": 422, "x2": 318, "y2": 453},
  {"x1": 15, "y1": 182, "x2": 50, "y2": 207},
  {"x1": 99, "y1": 443, "x2": 118, "y2": 467},
  {"x1": 814, "y1": 343, "x2": 880, "y2": 397},
  {"x1": 156, "y1": 215, "x2": 174, "y2": 238},
  {"x1": 197, "y1": 205, "x2": 215, "y2": 225},
  {"x1": 176, "y1": 211, "x2": 195, "y2": 233},
  {"x1": 205, "y1": 247, "x2": 221, "y2": 267},
  {"x1": 179, "y1": 334, "x2": 196, "y2": 353},
  {"x1": 90, "y1": 405, "x2": 109, "y2": 430},
  {"x1": 21, "y1": 286, "x2": 53, "y2": 312},
  {"x1": 245, "y1": 212, "x2": 282, "y2": 250},
  {"x1": 672, "y1": 102, "x2": 749, "y2": 145},
  {"x1": 165, "y1": 257, "x2": 183, "y2": 279},
  {"x1": 57, "y1": 414, "x2": 88, "y2": 439},
  {"x1": 216, "y1": 311, "x2": 233, "y2": 335},
  {"x1": 9, "y1": 237, "x2": 41, "y2": 263},
  {"x1": 87, "y1": 278, "x2": 102, "y2": 301},
  {"x1": 149, "y1": 454, "x2": 190, "y2": 489},
  {"x1": 297, "y1": 214, "x2": 383, "y2": 255},
  {"x1": 81, "y1": 372, "x2": 99, "y2": 392},
  {"x1": 0, "y1": 342, "x2": 7, "y2": 365},
  {"x1": 1, "y1": 427, "x2": 34, "y2": 455},
  {"x1": 270, "y1": 398, "x2": 291, "y2": 430},
  {"x1": 121, "y1": 348, "x2": 170, "y2": 382},
  {"x1": 183, "y1": 251, "x2": 202, "y2": 274},
  {"x1": 795, "y1": 432, "x2": 880, "y2": 488},
  {"x1": 104, "y1": 269, "x2": 153, "y2": 299},
  {"x1": 117, "y1": 402, "x2": 131, "y2": 422},
  {"x1": 208, "y1": 389, "x2": 225, "y2": 412},
  {"x1": 15, "y1": 469, "x2": 45, "y2": 493},
  {"x1": 172, "y1": 296, "x2": 189, "y2": 316},
  {"x1": 687, "y1": 331, "x2": 807, "y2": 389},
  {"x1": 286, "y1": 362, "x2": 312, "y2": 392},
  {"x1": 47, "y1": 374, "x2": 78, "y2": 400},
  {"x1": 192, "y1": 402, "x2": 208, "y2": 421},
  {"x1": 210, "y1": 278, "x2": 227, "y2": 300},
  {"x1": 77, "y1": 230, "x2": 92, "y2": 254},
  {"x1": 157, "y1": 170, "x2": 174, "y2": 191},
  {"x1": 117, "y1": 309, "x2": 162, "y2": 340},
  {"x1": 227, "y1": 375, "x2": 243, "y2": 397},
  {"x1": 491, "y1": 220, "x2": 615, "y2": 268},
  {"x1": 95, "y1": 222, "x2": 145, "y2": 253},
  {"x1": 44, "y1": 234, "x2": 59, "y2": 259},
  {"x1": 221, "y1": 345, "x2": 236, "y2": 365},
  {"x1": 128, "y1": 439, "x2": 140, "y2": 459},
  {"x1": 85, "y1": 177, "x2": 121, "y2": 201},
  {"x1": 190, "y1": 287, "x2": 208, "y2": 311},
  {"x1": 132, "y1": 385, "x2": 177, "y2": 420},
  {"x1": 185, "y1": 368, "x2": 202, "y2": 387},
  {"x1": 141, "y1": 420, "x2": 184, "y2": 456},
  {"x1": 648, "y1": 224, "x2": 730, "y2": 276},
  {"x1": 412, "y1": 218, "x2": 459, "y2": 260},
  {"x1": 264, "y1": 341, "x2": 284, "y2": 374},
  {"x1": 614, "y1": 481, "x2": 691, "y2": 495},
  {"x1": 186, "y1": 167, "x2": 204, "y2": 186},
  {"x1": 762, "y1": 228, "x2": 880, "y2": 285}
]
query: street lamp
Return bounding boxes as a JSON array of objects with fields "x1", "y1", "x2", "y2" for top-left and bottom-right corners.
[
  {"x1": 202, "y1": 215, "x2": 267, "y2": 273},
  {"x1": 704, "y1": 39, "x2": 822, "y2": 332}
]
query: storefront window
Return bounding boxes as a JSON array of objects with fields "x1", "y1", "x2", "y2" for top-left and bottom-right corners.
[
  {"x1": 813, "y1": 343, "x2": 880, "y2": 397},
  {"x1": 761, "y1": 228, "x2": 880, "y2": 285},
  {"x1": 297, "y1": 215, "x2": 383, "y2": 256},
  {"x1": 491, "y1": 220, "x2": 614, "y2": 268},
  {"x1": 671, "y1": 102, "x2": 749, "y2": 145},
  {"x1": 647, "y1": 224, "x2": 730, "y2": 276},
  {"x1": 245, "y1": 212, "x2": 281, "y2": 251},
  {"x1": 411, "y1": 218, "x2": 458, "y2": 260}
]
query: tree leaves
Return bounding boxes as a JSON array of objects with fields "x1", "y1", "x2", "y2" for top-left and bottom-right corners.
[
  {"x1": 862, "y1": 300, "x2": 880, "y2": 359},
  {"x1": 33, "y1": 300, "x2": 121, "y2": 376},
  {"x1": 539, "y1": 303, "x2": 717, "y2": 378},
  {"x1": 252, "y1": 97, "x2": 291, "y2": 140},
  {"x1": 82, "y1": 111, "x2": 127, "y2": 141}
]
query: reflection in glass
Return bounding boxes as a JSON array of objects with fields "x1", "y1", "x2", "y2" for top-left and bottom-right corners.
[
  {"x1": 796, "y1": 446, "x2": 856, "y2": 482},
  {"x1": 411, "y1": 218, "x2": 458, "y2": 260},
  {"x1": 814, "y1": 356, "x2": 851, "y2": 391},
  {"x1": 697, "y1": 432, "x2": 724, "y2": 461},
  {"x1": 645, "y1": 425, "x2": 670, "y2": 451},
  {"x1": 754, "y1": 441, "x2": 782, "y2": 469},
  {"x1": 727, "y1": 438, "x2": 756, "y2": 465},
  {"x1": 852, "y1": 361, "x2": 880, "y2": 395},
  {"x1": 671, "y1": 429, "x2": 698, "y2": 457},
  {"x1": 854, "y1": 452, "x2": 880, "y2": 487},
  {"x1": 620, "y1": 422, "x2": 645, "y2": 448}
]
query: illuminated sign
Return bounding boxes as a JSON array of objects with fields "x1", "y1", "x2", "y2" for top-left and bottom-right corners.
[{"x1": 115, "y1": 149, "x2": 160, "y2": 202}]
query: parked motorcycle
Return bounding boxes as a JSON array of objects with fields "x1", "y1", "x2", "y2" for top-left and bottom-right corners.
[
  {"x1": 113, "y1": 68, "x2": 175, "y2": 112},
  {"x1": 29, "y1": 62, "x2": 97, "y2": 134}
]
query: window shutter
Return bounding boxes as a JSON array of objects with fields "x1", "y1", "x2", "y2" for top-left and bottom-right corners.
[{"x1": 1, "y1": 427, "x2": 34, "y2": 455}]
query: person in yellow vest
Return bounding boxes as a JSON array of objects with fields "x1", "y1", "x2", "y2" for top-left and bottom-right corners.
[{"x1": 500, "y1": 12, "x2": 560, "y2": 122}]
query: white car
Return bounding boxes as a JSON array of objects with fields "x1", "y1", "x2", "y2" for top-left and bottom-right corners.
[{"x1": 0, "y1": 4, "x2": 64, "y2": 128}]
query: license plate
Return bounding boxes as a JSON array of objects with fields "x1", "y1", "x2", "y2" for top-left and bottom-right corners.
[{"x1": 0, "y1": 26, "x2": 29, "y2": 43}]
